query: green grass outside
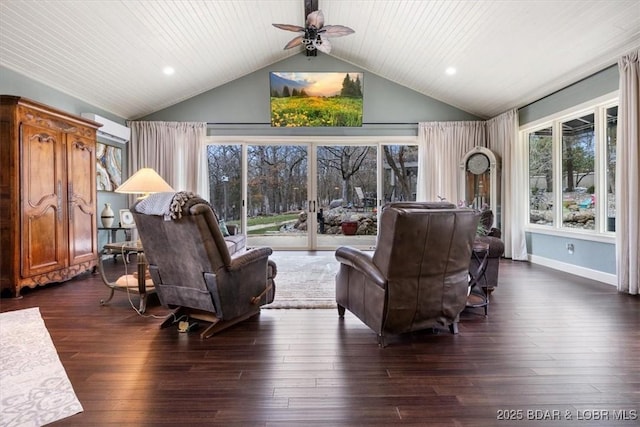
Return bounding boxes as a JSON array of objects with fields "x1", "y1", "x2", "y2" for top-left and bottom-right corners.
[
  {"x1": 244, "y1": 213, "x2": 299, "y2": 226},
  {"x1": 226, "y1": 213, "x2": 299, "y2": 233},
  {"x1": 271, "y1": 96, "x2": 363, "y2": 127},
  {"x1": 247, "y1": 225, "x2": 281, "y2": 235}
]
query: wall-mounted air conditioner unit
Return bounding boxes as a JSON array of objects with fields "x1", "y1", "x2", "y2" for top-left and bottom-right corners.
[{"x1": 81, "y1": 113, "x2": 130, "y2": 145}]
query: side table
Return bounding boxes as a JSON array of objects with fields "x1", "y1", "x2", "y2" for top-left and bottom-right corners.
[
  {"x1": 98, "y1": 227, "x2": 132, "y2": 244},
  {"x1": 466, "y1": 241, "x2": 490, "y2": 315},
  {"x1": 98, "y1": 241, "x2": 155, "y2": 313},
  {"x1": 98, "y1": 227, "x2": 134, "y2": 262}
]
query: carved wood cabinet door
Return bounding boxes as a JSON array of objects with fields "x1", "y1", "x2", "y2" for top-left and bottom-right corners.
[
  {"x1": 67, "y1": 134, "x2": 97, "y2": 266},
  {"x1": 20, "y1": 122, "x2": 68, "y2": 277}
]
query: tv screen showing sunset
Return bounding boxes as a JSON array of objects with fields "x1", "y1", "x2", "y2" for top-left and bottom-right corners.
[{"x1": 270, "y1": 72, "x2": 363, "y2": 127}]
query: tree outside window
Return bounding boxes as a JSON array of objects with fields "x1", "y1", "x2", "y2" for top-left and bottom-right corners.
[
  {"x1": 528, "y1": 127, "x2": 553, "y2": 226},
  {"x1": 561, "y1": 113, "x2": 595, "y2": 230}
]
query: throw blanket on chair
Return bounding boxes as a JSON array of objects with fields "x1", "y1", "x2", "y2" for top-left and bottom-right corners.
[{"x1": 134, "y1": 191, "x2": 198, "y2": 220}]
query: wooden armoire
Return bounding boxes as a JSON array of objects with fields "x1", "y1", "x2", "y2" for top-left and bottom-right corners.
[{"x1": 0, "y1": 96, "x2": 101, "y2": 297}]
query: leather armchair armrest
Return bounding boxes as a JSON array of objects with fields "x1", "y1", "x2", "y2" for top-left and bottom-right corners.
[
  {"x1": 228, "y1": 247, "x2": 272, "y2": 271},
  {"x1": 335, "y1": 246, "x2": 386, "y2": 289}
]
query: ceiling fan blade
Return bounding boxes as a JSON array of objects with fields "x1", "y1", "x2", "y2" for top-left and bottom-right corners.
[
  {"x1": 272, "y1": 23, "x2": 305, "y2": 33},
  {"x1": 306, "y1": 10, "x2": 324, "y2": 29},
  {"x1": 284, "y1": 35, "x2": 304, "y2": 50},
  {"x1": 274, "y1": 2, "x2": 348, "y2": 55},
  {"x1": 320, "y1": 25, "x2": 355, "y2": 38},
  {"x1": 316, "y1": 38, "x2": 331, "y2": 54}
]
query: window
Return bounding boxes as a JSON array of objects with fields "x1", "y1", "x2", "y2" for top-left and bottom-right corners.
[
  {"x1": 561, "y1": 113, "x2": 595, "y2": 230},
  {"x1": 382, "y1": 144, "x2": 419, "y2": 202},
  {"x1": 207, "y1": 144, "x2": 242, "y2": 222},
  {"x1": 529, "y1": 127, "x2": 553, "y2": 226},
  {"x1": 605, "y1": 106, "x2": 617, "y2": 232},
  {"x1": 524, "y1": 96, "x2": 616, "y2": 235}
]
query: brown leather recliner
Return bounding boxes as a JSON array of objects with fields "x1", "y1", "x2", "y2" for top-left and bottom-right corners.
[
  {"x1": 335, "y1": 202, "x2": 480, "y2": 346},
  {"x1": 131, "y1": 193, "x2": 276, "y2": 339}
]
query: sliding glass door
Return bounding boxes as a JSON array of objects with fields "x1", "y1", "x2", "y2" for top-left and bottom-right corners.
[
  {"x1": 316, "y1": 144, "x2": 377, "y2": 249},
  {"x1": 246, "y1": 144, "x2": 310, "y2": 249},
  {"x1": 206, "y1": 138, "x2": 418, "y2": 251}
]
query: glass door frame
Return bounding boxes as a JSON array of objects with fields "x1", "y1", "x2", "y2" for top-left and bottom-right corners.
[{"x1": 206, "y1": 135, "x2": 418, "y2": 251}]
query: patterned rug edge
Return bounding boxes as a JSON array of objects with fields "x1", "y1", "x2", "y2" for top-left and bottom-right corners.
[{"x1": 0, "y1": 307, "x2": 83, "y2": 426}]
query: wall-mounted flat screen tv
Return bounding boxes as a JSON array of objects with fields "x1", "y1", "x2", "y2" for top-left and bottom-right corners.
[{"x1": 270, "y1": 72, "x2": 363, "y2": 127}]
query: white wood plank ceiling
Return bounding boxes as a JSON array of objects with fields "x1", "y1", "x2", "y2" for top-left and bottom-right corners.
[{"x1": 1, "y1": 0, "x2": 638, "y2": 120}]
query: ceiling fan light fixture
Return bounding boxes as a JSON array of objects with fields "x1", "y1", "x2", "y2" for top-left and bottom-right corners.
[{"x1": 273, "y1": 8, "x2": 354, "y2": 56}]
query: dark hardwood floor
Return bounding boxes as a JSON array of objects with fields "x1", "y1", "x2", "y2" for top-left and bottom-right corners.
[{"x1": 1, "y1": 257, "x2": 638, "y2": 426}]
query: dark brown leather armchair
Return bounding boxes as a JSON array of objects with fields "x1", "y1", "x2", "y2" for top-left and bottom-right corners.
[
  {"x1": 335, "y1": 202, "x2": 480, "y2": 346},
  {"x1": 131, "y1": 193, "x2": 276, "y2": 339}
]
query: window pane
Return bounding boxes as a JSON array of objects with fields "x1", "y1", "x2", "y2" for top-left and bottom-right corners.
[
  {"x1": 382, "y1": 145, "x2": 418, "y2": 203},
  {"x1": 561, "y1": 113, "x2": 595, "y2": 230},
  {"x1": 529, "y1": 127, "x2": 553, "y2": 225},
  {"x1": 207, "y1": 145, "x2": 242, "y2": 223},
  {"x1": 316, "y1": 145, "x2": 377, "y2": 248},
  {"x1": 606, "y1": 106, "x2": 617, "y2": 232},
  {"x1": 247, "y1": 145, "x2": 309, "y2": 249}
]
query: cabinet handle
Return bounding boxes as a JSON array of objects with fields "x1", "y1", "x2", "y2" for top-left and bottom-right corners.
[
  {"x1": 68, "y1": 182, "x2": 73, "y2": 221},
  {"x1": 57, "y1": 181, "x2": 63, "y2": 222}
]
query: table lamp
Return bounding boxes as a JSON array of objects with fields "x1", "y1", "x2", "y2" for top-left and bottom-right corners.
[{"x1": 115, "y1": 168, "x2": 174, "y2": 199}]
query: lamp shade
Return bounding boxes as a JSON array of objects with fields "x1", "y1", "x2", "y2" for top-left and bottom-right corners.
[{"x1": 115, "y1": 168, "x2": 174, "y2": 198}]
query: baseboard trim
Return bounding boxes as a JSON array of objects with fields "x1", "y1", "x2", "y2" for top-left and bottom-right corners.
[{"x1": 528, "y1": 255, "x2": 617, "y2": 286}]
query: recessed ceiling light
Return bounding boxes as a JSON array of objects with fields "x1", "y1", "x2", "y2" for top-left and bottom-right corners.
[
  {"x1": 163, "y1": 66, "x2": 175, "y2": 76},
  {"x1": 445, "y1": 67, "x2": 457, "y2": 76}
]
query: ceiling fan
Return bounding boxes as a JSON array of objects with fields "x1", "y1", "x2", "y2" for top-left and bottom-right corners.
[{"x1": 273, "y1": 0, "x2": 354, "y2": 56}]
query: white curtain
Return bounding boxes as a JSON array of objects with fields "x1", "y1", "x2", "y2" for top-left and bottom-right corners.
[
  {"x1": 418, "y1": 121, "x2": 485, "y2": 203},
  {"x1": 486, "y1": 109, "x2": 528, "y2": 260},
  {"x1": 127, "y1": 121, "x2": 208, "y2": 196},
  {"x1": 616, "y1": 49, "x2": 640, "y2": 295}
]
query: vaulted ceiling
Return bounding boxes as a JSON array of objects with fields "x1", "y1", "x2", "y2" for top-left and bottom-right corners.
[{"x1": 1, "y1": 0, "x2": 638, "y2": 120}]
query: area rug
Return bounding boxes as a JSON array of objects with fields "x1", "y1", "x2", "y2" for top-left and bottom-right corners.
[
  {"x1": 0, "y1": 307, "x2": 83, "y2": 427},
  {"x1": 265, "y1": 252, "x2": 338, "y2": 309}
]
